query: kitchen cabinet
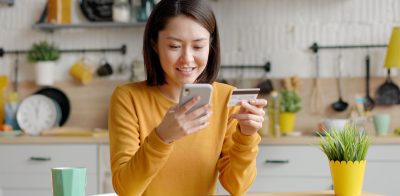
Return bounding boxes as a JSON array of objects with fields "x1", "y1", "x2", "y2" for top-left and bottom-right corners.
[
  {"x1": 251, "y1": 145, "x2": 332, "y2": 192},
  {"x1": 99, "y1": 144, "x2": 400, "y2": 195},
  {"x1": 98, "y1": 144, "x2": 114, "y2": 194},
  {"x1": 363, "y1": 145, "x2": 400, "y2": 195},
  {"x1": 219, "y1": 144, "x2": 400, "y2": 196},
  {"x1": 0, "y1": 144, "x2": 98, "y2": 196},
  {"x1": 1, "y1": 138, "x2": 398, "y2": 195},
  {"x1": 217, "y1": 145, "x2": 331, "y2": 195}
]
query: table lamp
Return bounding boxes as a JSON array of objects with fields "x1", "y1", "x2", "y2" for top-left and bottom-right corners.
[{"x1": 376, "y1": 27, "x2": 400, "y2": 105}]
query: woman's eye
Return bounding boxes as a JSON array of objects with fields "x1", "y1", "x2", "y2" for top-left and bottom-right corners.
[
  {"x1": 169, "y1": 45, "x2": 180, "y2": 49},
  {"x1": 194, "y1": 46, "x2": 204, "y2": 50}
]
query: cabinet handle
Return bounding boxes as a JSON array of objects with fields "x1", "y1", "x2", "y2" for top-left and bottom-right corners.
[
  {"x1": 30, "y1": 156, "x2": 51, "y2": 161},
  {"x1": 265, "y1": 159, "x2": 289, "y2": 164}
]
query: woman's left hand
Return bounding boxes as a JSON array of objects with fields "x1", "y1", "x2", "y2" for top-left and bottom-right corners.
[{"x1": 231, "y1": 99, "x2": 268, "y2": 136}]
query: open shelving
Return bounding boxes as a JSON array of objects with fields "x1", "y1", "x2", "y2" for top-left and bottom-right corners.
[{"x1": 32, "y1": 22, "x2": 146, "y2": 33}]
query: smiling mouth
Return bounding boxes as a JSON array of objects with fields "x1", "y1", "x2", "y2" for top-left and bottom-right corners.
[{"x1": 177, "y1": 67, "x2": 196, "y2": 73}]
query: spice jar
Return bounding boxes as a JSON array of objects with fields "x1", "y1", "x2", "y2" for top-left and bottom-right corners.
[{"x1": 113, "y1": 0, "x2": 131, "y2": 22}]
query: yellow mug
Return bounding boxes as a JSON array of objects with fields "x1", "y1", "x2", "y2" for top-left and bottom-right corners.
[{"x1": 69, "y1": 58, "x2": 93, "y2": 85}]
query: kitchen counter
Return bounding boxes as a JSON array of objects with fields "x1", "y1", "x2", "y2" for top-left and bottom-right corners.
[
  {"x1": 260, "y1": 135, "x2": 400, "y2": 145},
  {"x1": 92, "y1": 191, "x2": 382, "y2": 196},
  {"x1": 1, "y1": 134, "x2": 400, "y2": 144},
  {"x1": 247, "y1": 191, "x2": 382, "y2": 196},
  {"x1": 0, "y1": 135, "x2": 109, "y2": 144}
]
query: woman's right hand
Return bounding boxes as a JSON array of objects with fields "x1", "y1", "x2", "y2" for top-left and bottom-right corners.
[{"x1": 156, "y1": 96, "x2": 212, "y2": 143}]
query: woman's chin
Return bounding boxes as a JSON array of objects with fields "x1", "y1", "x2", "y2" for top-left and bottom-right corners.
[{"x1": 178, "y1": 78, "x2": 197, "y2": 84}]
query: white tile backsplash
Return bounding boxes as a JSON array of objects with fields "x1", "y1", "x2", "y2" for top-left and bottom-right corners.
[{"x1": 0, "y1": 0, "x2": 399, "y2": 82}]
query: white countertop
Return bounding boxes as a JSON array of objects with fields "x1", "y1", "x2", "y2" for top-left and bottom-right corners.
[{"x1": 1, "y1": 134, "x2": 400, "y2": 145}]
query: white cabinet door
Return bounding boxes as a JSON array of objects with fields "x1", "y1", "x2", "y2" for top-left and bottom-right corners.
[
  {"x1": 250, "y1": 145, "x2": 331, "y2": 193},
  {"x1": 98, "y1": 144, "x2": 114, "y2": 194},
  {"x1": 256, "y1": 145, "x2": 330, "y2": 177},
  {"x1": 0, "y1": 144, "x2": 98, "y2": 196},
  {"x1": 1, "y1": 189, "x2": 50, "y2": 196},
  {"x1": 217, "y1": 145, "x2": 331, "y2": 194},
  {"x1": 363, "y1": 145, "x2": 400, "y2": 196},
  {"x1": 250, "y1": 176, "x2": 332, "y2": 193},
  {"x1": 252, "y1": 144, "x2": 400, "y2": 195}
]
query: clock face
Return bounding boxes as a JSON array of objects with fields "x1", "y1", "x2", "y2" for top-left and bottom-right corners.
[{"x1": 17, "y1": 95, "x2": 60, "y2": 136}]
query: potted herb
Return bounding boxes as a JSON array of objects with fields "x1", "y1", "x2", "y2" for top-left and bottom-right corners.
[
  {"x1": 278, "y1": 90, "x2": 301, "y2": 133},
  {"x1": 28, "y1": 41, "x2": 60, "y2": 86},
  {"x1": 319, "y1": 124, "x2": 371, "y2": 196}
]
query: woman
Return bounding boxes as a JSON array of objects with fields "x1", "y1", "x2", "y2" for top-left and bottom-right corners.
[{"x1": 108, "y1": 0, "x2": 267, "y2": 195}]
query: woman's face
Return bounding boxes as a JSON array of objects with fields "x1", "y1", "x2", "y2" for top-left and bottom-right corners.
[{"x1": 156, "y1": 15, "x2": 210, "y2": 87}]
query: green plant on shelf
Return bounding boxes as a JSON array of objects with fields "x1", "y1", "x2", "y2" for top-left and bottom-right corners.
[
  {"x1": 279, "y1": 90, "x2": 301, "y2": 113},
  {"x1": 27, "y1": 41, "x2": 60, "y2": 62}
]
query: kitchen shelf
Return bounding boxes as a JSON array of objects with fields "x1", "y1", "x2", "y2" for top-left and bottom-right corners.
[
  {"x1": 0, "y1": 0, "x2": 13, "y2": 6},
  {"x1": 32, "y1": 22, "x2": 146, "y2": 33}
]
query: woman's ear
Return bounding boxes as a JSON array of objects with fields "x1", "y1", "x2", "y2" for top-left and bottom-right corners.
[{"x1": 151, "y1": 40, "x2": 158, "y2": 53}]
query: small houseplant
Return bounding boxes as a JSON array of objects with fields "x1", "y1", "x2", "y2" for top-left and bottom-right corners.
[
  {"x1": 319, "y1": 124, "x2": 371, "y2": 196},
  {"x1": 278, "y1": 90, "x2": 301, "y2": 133},
  {"x1": 28, "y1": 41, "x2": 60, "y2": 86}
]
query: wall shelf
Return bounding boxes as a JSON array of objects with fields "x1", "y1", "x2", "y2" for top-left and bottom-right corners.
[
  {"x1": 32, "y1": 22, "x2": 146, "y2": 33},
  {"x1": 0, "y1": 0, "x2": 14, "y2": 6}
]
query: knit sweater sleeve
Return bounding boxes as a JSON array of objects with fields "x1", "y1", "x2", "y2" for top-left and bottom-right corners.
[
  {"x1": 108, "y1": 86, "x2": 174, "y2": 196},
  {"x1": 217, "y1": 106, "x2": 261, "y2": 196}
]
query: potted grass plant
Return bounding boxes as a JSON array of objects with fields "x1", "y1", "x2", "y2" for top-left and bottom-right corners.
[
  {"x1": 278, "y1": 90, "x2": 301, "y2": 134},
  {"x1": 28, "y1": 41, "x2": 60, "y2": 86},
  {"x1": 319, "y1": 124, "x2": 371, "y2": 196}
]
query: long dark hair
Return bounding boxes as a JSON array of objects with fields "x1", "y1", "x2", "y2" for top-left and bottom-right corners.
[{"x1": 143, "y1": 0, "x2": 220, "y2": 86}]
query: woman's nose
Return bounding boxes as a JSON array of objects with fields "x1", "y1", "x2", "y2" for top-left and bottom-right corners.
[{"x1": 181, "y1": 48, "x2": 194, "y2": 63}]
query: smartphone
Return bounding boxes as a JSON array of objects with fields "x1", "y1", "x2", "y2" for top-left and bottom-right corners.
[{"x1": 179, "y1": 83, "x2": 212, "y2": 113}]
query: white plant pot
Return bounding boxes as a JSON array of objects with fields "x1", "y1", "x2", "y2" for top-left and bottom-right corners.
[{"x1": 35, "y1": 61, "x2": 55, "y2": 86}]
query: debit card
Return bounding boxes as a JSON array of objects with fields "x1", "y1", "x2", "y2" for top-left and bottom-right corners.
[{"x1": 227, "y1": 88, "x2": 260, "y2": 107}]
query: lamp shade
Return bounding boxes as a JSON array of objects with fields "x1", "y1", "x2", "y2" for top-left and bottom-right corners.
[{"x1": 384, "y1": 27, "x2": 400, "y2": 68}]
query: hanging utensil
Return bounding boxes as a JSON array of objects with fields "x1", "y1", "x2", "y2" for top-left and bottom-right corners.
[
  {"x1": 331, "y1": 53, "x2": 348, "y2": 112},
  {"x1": 364, "y1": 54, "x2": 375, "y2": 111},
  {"x1": 375, "y1": 69, "x2": 400, "y2": 105},
  {"x1": 255, "y1": 62, "x2": 273, "y2": 95},
  {"x1": 310, "y1": 52, "x2": 323, "y2": 114},
  {"x1": 96, "y1": 52, "x2": 113, "y2": 77},
  {"x1": 13, "y1": 56, "x2": 19, "y2": 96}
]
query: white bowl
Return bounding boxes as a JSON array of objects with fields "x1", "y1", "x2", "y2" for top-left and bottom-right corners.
[{"x1": 323, "y1": 119, "x2": 349, "y2": 132}]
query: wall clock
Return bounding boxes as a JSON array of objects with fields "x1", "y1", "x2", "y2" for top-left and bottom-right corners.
[{"x1": 16, "y1": 94, "x2": 61, "y2": 136}]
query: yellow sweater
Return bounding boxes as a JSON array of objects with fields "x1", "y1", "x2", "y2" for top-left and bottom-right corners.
[{"x1": 109, "y1": 81, "x2": 261, "y2": 196}]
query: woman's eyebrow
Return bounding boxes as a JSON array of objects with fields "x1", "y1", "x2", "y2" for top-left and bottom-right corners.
[{"x1": 166, "y1": 36, "x2": 208, "y2": 42}]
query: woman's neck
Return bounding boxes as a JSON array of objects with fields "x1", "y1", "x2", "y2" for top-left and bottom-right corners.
[{"x1": 158, "y1": 83, "x2": 181, "y2": 103}]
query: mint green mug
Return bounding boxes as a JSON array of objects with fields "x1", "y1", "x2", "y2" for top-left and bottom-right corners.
[
  {"x1": 373, "y1": 114, "x2": 390, "y2": 136},
  {"x1": 52, "y1": 167, "x2": 86, "y2": 196}
]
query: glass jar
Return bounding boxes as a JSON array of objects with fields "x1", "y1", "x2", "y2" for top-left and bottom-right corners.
[
  {"x1": 131, "y1": 0, "x2": 141, "y2": 22},
  {"x1": 113, "y1": 0, "x2": 131, "y2": 22},
  {"x1": 137, "y1": 0, "x2": 155, "y2": 22}
]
